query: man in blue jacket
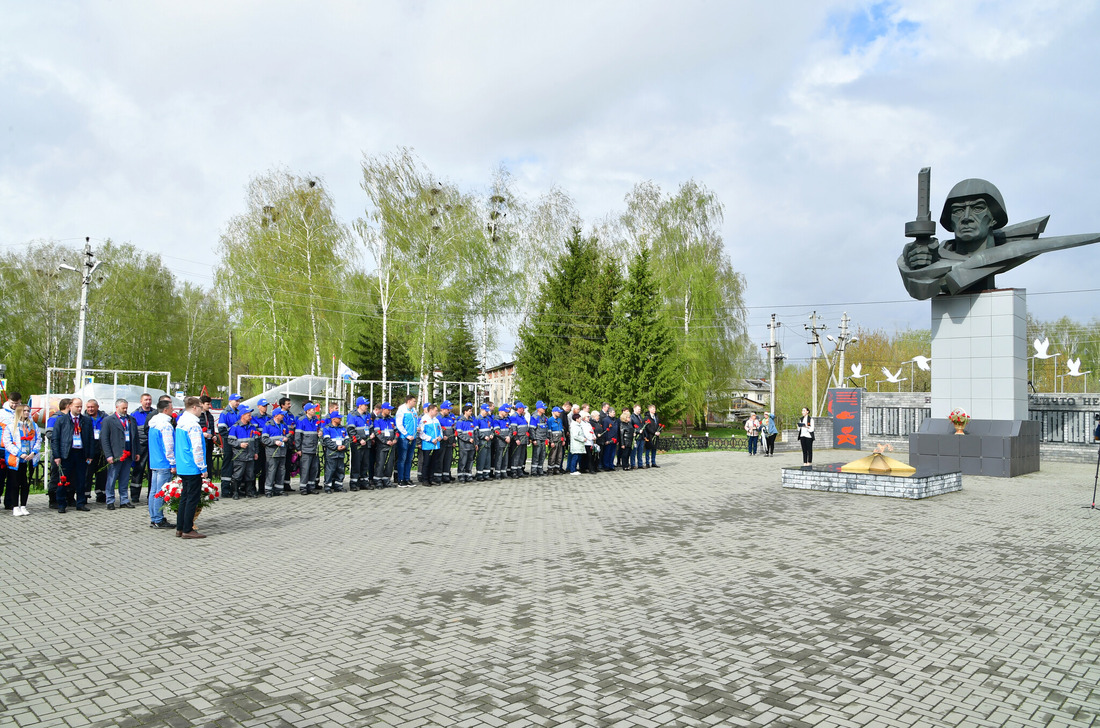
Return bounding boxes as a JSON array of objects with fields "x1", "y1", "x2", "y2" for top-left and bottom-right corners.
[
  {"x1": 295, "y1": 403, "x2": 321, "y2": 495},
  {"x1": 547, "y1": 407, "x2": 565, "y2": 475},
  {"x1": 129, "y1": 392, "x2": 155, "y2": 504},
  {"x1": 217, "y1": 393, "x2": 242, "y2": 486},
  {"x1": 419, "y1": 404, "x2": 443, "y2": 486},
  {"x1": 372, "y1": 403, "x2": 398, "y2": 488},
  {"x1": 346, "y1": 397, "x2": 371, "y2": 491},
  {"x1": 474, "y1": 404, "x2": 494, "y2": 481},
  {"x1": 394, "y1": 395, "x2": 418, "y2": 487},
  {"x1": 322, "y1": 412, "x2": 348, "y2": 493},
  {"x1": 251, "y1": 399, "x2": 271, "y2": 495},
  {"x1": 529, "y1": 402, "x2": 549, "y2": 476},
  {"x1": 227, "y1": 406, "x2": 258, "y2": 499},
  {"x1": 438, "y1": 401, "x2": 456, "y2": 484},
  {"x1": 174, "y1": 397, "x2": 208, "y2": 539},
  {"x1": 101, "y1": 398, "x2": 140, "y2": 510},
  {"x1": 147, "y1": 399, "x2": 177, "y2": 529},
  {"x1": 261, "y1": 409, "x2": 289, "y2": 497},
  {"x1": 454, "y1": 404, "x2": 477, "y2": 483}
]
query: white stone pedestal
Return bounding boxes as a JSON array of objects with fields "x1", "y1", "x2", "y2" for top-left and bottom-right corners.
[{"x1": 930, "y1": 289, "x2": 1027, "y2": 421}]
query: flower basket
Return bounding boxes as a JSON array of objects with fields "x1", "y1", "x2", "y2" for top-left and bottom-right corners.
[
  {"x1": 154, "y1": 477, "x2": 220, "y2": 514},
  {"x1": 947, "y1": 408, "x2": 970, "y2": 435}
]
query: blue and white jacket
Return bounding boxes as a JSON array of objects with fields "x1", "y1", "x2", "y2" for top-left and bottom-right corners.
[
  {"x1": 174, "y1": 411, "x2": 206, "y2": 476},
  {"x1": 147, "y1": 412, "x2": 176, "y2": 469}
]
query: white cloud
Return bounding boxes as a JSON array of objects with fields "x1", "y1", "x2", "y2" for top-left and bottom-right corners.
[{"x1": 2, "y1": 0, "x2": 1100, "y2": 361}]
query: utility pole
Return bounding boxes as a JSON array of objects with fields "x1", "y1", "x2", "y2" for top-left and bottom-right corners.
[
  {"x1": 835, "y1": 313, "x2": 851, "y2": 388},
  {"x1": 58, "y1": 238, "x2": 101, "y2": 392},
  {"x1": 761, "y1": 314, "x2": 784, "y2": 420},
  {"x1": 228, "y1": 329, "x2": 233, "y2": 398},
  {"x1": 805, "y1": 311, "x2": 827, "y2": 417}
]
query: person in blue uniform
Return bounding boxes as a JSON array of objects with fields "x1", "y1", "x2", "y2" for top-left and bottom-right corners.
[
  {"x1": 455, "y1": 404, "x2": 477, "y2": 483},
  {"x1": 507, "y1": 403, "x2": 531, "y2": 478},
  {"x1": 547, "y1": 407, "x2": 565, "y2": 475},
  {"x1": 251, "y1": 399, "x2": 271, "y2": 495},
  {"x1": 227, "y1": 406, "x2": 257, "y2": 500},
  {"x1": 295, "y1": 403, "x2": 322, "y2": 494},
  {"x1": 474, "y1": 404, "x2": 494, "y2": 481},
  {"x1": 322, "y1": 412, "x2": 348, "y2": 493},
  {"x1": 217, "y1": 393, "x2": 242, "y2": 487},
  {"x1": 373, "y1": 403, "x2": 398, "y2": 488},
  {"x1": 437, "y1": 401, "x2": 456, "y2": 484},
  {"x1": 347, "y1": 397, "x2": 371, "y2": 491},
  {"x1": 261, "y1": 409, "x2": 289, "y2": 497},
  {"x1": 529, "y1": 401, "x2": 549, "y2": 476},
  {"x1": 492, "y1": 406, "x2": 510, "y2": 480},
  {"x1": 419, "y1": 404, "x2": 443, "y2": 486}
]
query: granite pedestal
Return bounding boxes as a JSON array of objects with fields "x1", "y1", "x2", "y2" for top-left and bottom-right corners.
[
  {"x1": 930, "y1": 288, "x2": 1027, "y2": 420},
  {"x1": 914, "y1": 288, "x2": 1039, "y2": 477},
  {"x1": 909, "y1": 418, "x2": 1040, "y2": 477},
  {"x1": 781, "y1": 464, "x2": 961, "y2": 499}
]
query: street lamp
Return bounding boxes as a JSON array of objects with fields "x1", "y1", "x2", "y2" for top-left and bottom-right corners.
[{"x1": 58, "y1": 239, "x2": 103, "y2": 391}]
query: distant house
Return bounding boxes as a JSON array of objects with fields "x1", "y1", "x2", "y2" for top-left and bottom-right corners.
[
  {"x1": 728, "y1": 378, "x2": 770, "y2": 419},
  {"x1": 485, "y1": 360, "x2": 515, "y2": 405}
]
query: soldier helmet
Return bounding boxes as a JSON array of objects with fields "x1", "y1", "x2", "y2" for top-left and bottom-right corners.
[{"x1": 940, "y1": 178, "x2": 1008, "y2": 232}]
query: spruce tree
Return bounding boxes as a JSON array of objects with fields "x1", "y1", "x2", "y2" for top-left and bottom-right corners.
[
  {"x1": 441, "y1": 319, "x2": 480, "y2": 382},
  {"x1": 598, "y1": 246, "x2": 683, "y2": 419},
  {"x1": 515, "y1": 228, "x2": 602, "y2": 404},
  {"x1": 349, "y1": 303, "x2": 415, "y2": 381}
]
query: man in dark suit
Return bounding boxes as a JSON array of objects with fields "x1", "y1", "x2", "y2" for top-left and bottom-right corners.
[
  {"x1": 101, "y1": 398, "x2": 140, "y2": 510},
  {"x1": 52, "y1": 397, "x2": 96, "y2": 513}
]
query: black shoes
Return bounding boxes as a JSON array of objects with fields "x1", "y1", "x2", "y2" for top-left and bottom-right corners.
[
  {"x1": 107, "y1": 504, "x2": 116, "y2": 511},
  {"x1": 76, "y1": 505, "x2": 90, "y2": 512},
  {"x1": 122, "y1": 502, "x2": 135, "y2": 509},
  {"x1": 151, "y1": 520, "x2": 174, "y2": 529}
]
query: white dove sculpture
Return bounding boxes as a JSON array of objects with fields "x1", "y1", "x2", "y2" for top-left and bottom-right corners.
[
  {"x1": 851, "y1": 363, "x2": 865, "y2": 378},
  {"x1": 1033, "y1": 338, "x2": 1055, "y2": 359},
  {"x1": 881, "y1": 366, "x2": 906, "y2": 383},
  {"x1": 1067, "y1": 358, "x2": 1090, "y2": 377},
  {"x1": 910, "y1": 355, "x2": 931, "y2": 371}
]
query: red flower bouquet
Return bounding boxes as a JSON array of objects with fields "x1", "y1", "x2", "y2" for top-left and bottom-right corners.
[{"x1": 154, "y1": 477, "x2": 220, "y2": 514}]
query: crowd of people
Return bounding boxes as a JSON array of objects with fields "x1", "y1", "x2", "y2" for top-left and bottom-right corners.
[
  {"x1": 0, "y1": 390, "x2": 666, "y2": 537},
  {"x1": 214, "y1": 395, "x2": 665, "y2": 495}
]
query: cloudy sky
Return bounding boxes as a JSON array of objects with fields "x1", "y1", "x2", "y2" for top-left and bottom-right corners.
[{"x1": 3, "y1": 0, "x2": 1100, "y2": 365}]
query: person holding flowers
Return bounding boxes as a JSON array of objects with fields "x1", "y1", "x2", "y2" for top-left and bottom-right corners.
[
  {"x1": 102, "y1": 398, "x2": 139, "y2": 510},
  {"x1": 174, "y1": 396, "x2": 208, "y2": 539}
]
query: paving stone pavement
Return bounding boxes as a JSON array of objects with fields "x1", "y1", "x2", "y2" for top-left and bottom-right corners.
[{"x1": 2, "y1": 449, "x2": 1100, "y2": 728}]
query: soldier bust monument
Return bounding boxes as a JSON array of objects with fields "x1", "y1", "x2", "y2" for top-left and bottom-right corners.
[
  {"x1": 898, "y1": 170, "x2": 1100, "y2": 300},
  {"x1": 898, "y1": 168, "x2": 1100, "y2": 476}
]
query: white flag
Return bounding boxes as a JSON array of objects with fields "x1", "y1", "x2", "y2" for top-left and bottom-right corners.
[{"x1": 337, "y1": 360, "x2": 359, "y2": 381}]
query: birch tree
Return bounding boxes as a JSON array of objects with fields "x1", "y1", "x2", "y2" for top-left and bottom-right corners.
[
  {"x1": 216, "y1": 169, "x2": 352, "y2": 378},
  {"x1": 359, "y1": 148, "x2": 487, "y2": 384},
  {"x1": 621, "y1": 180, "x2": 751, "y2": 429}
]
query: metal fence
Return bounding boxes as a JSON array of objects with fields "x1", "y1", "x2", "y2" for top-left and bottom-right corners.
[
  {"x1": 864, "y1": 407, "x2": 931, "y2": 437},
  {"x1": 659, "y1": 436, "x2": 749, "y2": 452},
  {"x1": 1029, "y1": 409, "x2": 1100, "y2": 444}
]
